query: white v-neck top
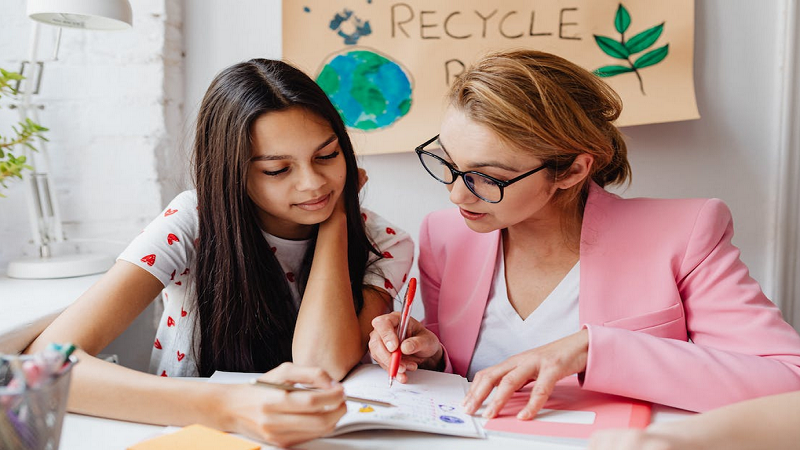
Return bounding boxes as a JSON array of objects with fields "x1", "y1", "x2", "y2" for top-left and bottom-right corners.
[{"x1": 466, "y1": 244, "x2": 580, "y2": 380}]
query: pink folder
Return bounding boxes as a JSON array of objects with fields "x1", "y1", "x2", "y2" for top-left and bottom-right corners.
[{"x1": 483, "y1": 376, "x2": 651, "y2": 439}]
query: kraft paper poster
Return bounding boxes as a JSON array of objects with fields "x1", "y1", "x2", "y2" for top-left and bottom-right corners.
[{"x1": 283, "y1": 0, "x2": 698, "y2": 155}]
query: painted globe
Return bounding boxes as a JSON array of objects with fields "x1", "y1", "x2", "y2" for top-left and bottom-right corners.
[{"x1": 316, "y1": 49, "x2": 412, "y2": 131}]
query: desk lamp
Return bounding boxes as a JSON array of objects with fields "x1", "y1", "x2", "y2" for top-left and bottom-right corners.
[{"x1": 6, "y1": 0, "x2": 132, "y2": 279}]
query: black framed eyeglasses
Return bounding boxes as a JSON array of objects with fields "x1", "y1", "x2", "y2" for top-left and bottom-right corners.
[{"x1": 414, "y1": 135, "x2": 550, "y2": 203}]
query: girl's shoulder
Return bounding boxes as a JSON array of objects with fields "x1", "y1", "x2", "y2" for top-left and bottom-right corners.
[{"x1": 360, "y1": 208, "x2": 412, "y2": 243}]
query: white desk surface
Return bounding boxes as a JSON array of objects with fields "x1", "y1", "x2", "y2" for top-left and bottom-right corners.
[
  {"x1": 0, "y1": 273, "x2": 102, "y2": 354},
  {"x1": 60, "y1": 404, "x2": 692, "y2": 449}
]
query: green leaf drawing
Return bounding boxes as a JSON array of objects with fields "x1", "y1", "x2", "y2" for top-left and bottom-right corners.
[
  {"x1": 625, "y1": 23, "x2": 665, "y2": 54},
  {"x1": 615, "y1": 4, "x2": 631, "y2": 34},
  {"x1": 633, "y1": 44, "x2": 669, "y2": 69},
  {"x1": 594, "y1": 35, "x2": 630, "y2": 59},
  {"x1": 592, "y1": 3, "x2": 669, "y2": 95},
  {"x1": 594, "y1": 65, "x2": 635, "y2": 77}
]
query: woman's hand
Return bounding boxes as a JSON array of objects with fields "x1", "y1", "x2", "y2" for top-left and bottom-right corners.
[
  {"x1": 368, "y1": 312, "x2": 445, "y2": 383},
  {"x1": 589, "y1": 427, "x2": 686, "y2": 450},
  {"x1": 463, "y1": 329, "x2": 589, "y2": 420},
  {"x1": 218, "y1": 363, "x2": 346, "y2": 448}
]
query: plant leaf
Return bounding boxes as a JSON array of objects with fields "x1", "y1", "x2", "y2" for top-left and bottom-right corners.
[
  {"x1": 615, "y1": 4, "x2": 631, "y2": 34},
  {"x1": 593, "y1": 65, "x2": 635, "y2": 77},
  {"x1": 594, "y1": 35, "x2": 630, "y2": 59},
  {"x1": 633, "y1": 44, "x2": 669, "y2": 69},
  {"x1": 626, "y1": 23, "x2": 665, "y2": 54}
]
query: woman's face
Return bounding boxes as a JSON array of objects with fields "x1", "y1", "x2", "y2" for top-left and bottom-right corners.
[
  {"x1": 247, "y1": 107, "x2": 347, "y2": 240},
  {"x1": 437, "y1": 106, "x2": 559, "y2": 233}
]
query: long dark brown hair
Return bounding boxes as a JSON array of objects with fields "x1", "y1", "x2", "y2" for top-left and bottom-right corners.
[{"x1": 193, "y1": 59, "x2": 379, "y2": 376}]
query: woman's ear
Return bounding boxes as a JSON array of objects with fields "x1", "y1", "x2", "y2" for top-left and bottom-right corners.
[{"x1": 556, "y1": 153, "x2": 593, "y2": 190}]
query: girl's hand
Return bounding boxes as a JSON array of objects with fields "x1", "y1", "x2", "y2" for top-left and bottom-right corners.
[
  {"x1": 219, "y1": 363, "x2": 346, "y2": 448},
  {"x1": 368, "y1": 312, "x2": 445, "y2": 383},
  {"x1": 463, "y1": 329, "x2": 589, "y2": 420}
]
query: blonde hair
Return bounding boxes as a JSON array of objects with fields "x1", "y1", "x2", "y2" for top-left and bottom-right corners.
[{"x1": 447, "y1": 49, "x2": 631, "y2": 225}]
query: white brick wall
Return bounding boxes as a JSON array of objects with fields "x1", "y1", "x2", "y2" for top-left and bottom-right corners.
[{"x1": 0, "y1": 0, "x2": 185, "y2": 268}]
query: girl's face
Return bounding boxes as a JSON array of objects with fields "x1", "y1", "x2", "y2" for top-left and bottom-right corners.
[
  {"x1": 437, "y1": 106, "x2": 560, "y2": 233},
  {"x1": 247, "y1": 107, "x2": 347, "y2": 240}
]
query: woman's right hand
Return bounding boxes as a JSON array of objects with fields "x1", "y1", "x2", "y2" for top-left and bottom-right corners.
[
  {"x1": 369, "y1": 312, "x2": 445, "y2": 383},
  {"x1": 217, "y1": 363, "x2": 346, "y2": 448}
]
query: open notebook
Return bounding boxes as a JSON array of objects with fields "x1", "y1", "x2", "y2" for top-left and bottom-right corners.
[{"x1": 210, "y1": 364, "x2": 485, "y2": 439}]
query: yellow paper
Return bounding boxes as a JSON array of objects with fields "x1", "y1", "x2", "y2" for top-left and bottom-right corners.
[{"x1": 127, "y1": 424, "x2": 260, "y2": 450}]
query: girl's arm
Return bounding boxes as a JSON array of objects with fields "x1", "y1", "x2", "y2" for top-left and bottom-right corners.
[
  {"x1": 589, "y1": 391, "x2": 800, "y2": 450},
  {"x1": 26, "y1": 261, "x2": 346, "y2": 446},
  {"x1": 293, "y1": 207, "x2": 390, "y2": 380}
]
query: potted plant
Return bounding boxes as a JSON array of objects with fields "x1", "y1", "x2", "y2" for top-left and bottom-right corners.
[{"x1": 0, "y1": 67, "x2": 48, "y2": 197}]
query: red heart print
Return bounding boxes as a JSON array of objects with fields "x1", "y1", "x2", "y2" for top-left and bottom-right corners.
[
  {"x1": 181, "y1": 307, "x2": 187, "y2": 317},
  {"x1": 154, "y1": 338, "x2": 162, "y2": 349},
  {"x1": 170, "y1": 269, "x2": 176, "y2": 281},
  {"x1": 167, "y1": 316, "x2": 175, "y2": 327},
  {"x1": 176, "y1": 350, "x2": 185, "y2": 362},
  {"x1": 382, "y1": 251, "x2": 393, "y2": 258},
  {"x1": 402, "y1": 273, "x2": 407, "y2": 283},
  {"x1": 175, "y1": 281, "x2": 182, "y2": 286},
  {"x1": 181, "y1": 268, "x2": 190, "y2": 276},
  {"x1": 164, "y1": 208, "x2": 178, "y2": 217},
  {"x1": 270, "y1": 246, "x2": 277, "y2": 253},
  {"x1": 386, "y1": 227, "x2": 396, "y2": 235},
  {"x1": 384, "y1": 279, "x2": 394, "y2": 290},
  {"x1": 286, "y1": 272, "x2": 295, "y2": 283},
  {"x1": 194, "y1": 238, "x2": 199, "y2": 247},
  {"x1": 164, "y1": 292, "x2": 169, "y2": 300},
  {"x1": 167, "y1": 233, "x2": 179, "y2": 245},
  {"x1": 361, "y1": 212, "x2": 367, "y2": 222},
  {"x1": 141, "y1": 254, "x2": 156, "y2": 266},
  {"x1": 160, "y1": 370, "x2": 168, "y2": 377}
]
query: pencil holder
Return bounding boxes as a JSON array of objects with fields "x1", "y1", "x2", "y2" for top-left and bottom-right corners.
[{"x1": 0, "y1": 354, "x2": 77, "y2": 450}]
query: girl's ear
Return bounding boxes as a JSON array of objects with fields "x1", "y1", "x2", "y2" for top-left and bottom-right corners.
[{"x1": 556, "y1": 153, "x2": 593, "y2": 190}]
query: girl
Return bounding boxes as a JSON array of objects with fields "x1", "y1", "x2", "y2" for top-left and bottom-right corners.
[
  {"x1": 369, "y1": 49, "x2": 800, "y2": 421},
  {"x1": 26, "y1": 58, "x2": 413, "y2": 446}
]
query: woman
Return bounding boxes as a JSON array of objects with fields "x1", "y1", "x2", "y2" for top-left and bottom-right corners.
[
  {"x1": 26, "y1": 59, "x2": 414, "y2": 446},
  {"x1": 369, "y1": 49, "x2": 800, "y2": 422}
]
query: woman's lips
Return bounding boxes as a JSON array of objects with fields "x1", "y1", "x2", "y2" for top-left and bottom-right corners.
[
  {"x1": 459, "y1": 208, "x2": 486, "y2": 220},
  {"x1": 295, "y1": 193, "x2": 331, "y2": 211}
]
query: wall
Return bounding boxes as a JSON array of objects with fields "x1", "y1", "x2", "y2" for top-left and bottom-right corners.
[
  {"x1": 0, "y1": 0, "x2": 184, "y2": 269},
  {"x1": 183, "y1": 0, "x2": 799, "y2": 326}
]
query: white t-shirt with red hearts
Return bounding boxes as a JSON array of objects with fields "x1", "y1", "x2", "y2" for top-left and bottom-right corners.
[{"x1": 118, "y1": 190, "x2": 414, "y2": 377}]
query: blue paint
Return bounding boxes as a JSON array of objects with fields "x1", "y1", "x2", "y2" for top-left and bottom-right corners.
[
  {"x1": 328, "y1": 9, "x2": 371, "y2": 45},
  {"x1": 439, "y1": 415, "x2": 464, "y2": 424},
  {"x1": 303, "y1": 6, "x2": 310, "y2": 13},
  {"x1": 438, "y1": 404, "x2": 455, "y2": 412}
]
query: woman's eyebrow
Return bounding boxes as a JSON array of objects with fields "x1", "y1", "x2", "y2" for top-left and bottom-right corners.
[
  {"x1": 251, "y1": 134, "x2": 338, "y2": 161},
  {"x1": 439, "y1": 137, "x2": 519, "y2": 172}
]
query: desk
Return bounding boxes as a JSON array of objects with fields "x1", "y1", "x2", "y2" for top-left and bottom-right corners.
[
  {"x1": 60, "y1": 405, "x2": 692, "y2": 449},
  {"x1": 0, "y1": 273, "x2": 102, "y2": 354}
]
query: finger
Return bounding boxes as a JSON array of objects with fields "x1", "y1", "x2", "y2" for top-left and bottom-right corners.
[
  {"x1": 483, "y1": 370, "x2": 530, "y2": 419},
  {"x1": 399, "y1": 334, "x2": 437, "y2": 357},
  {"x1": 463, "y1": 367, "x2": 508, "y2": 415},
  {"x1": 267, "y1": 386, "x2": 346, "y2": 414},
  {"x1": 516, "y1": 369, "x2": 560, "y2": 420},
  {"x1": 372, "y1": 313, "x2": 402, "y2": 352},
  {"x1": 368, "y1": 330, "x2": 393, "y2": 369},
  {"x1": 258, "y1": 406, "x2": 346, "y2": 447},
  {"x1": 259, "y1": 363, "x2": 336, "y2": 389}
]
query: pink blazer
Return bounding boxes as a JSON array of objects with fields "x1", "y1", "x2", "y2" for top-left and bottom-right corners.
[{"x1": 418, "y1": 182, "x2": 800, "y2": 412}]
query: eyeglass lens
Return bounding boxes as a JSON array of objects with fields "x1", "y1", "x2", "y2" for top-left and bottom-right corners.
[{"x1": 417, "y1": 148, "x2": 503, "y2": 203}]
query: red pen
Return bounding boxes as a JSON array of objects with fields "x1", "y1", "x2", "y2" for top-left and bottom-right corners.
[{"x1": 389, "y1": 277, "x2": 417, "y2": 387}]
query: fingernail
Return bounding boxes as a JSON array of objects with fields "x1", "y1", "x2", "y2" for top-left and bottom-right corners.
[
  {"x1": 517, "y1": 410, "x2": 532, "y2": 420},
  {"x1": 386, "y1": 341, "x2": 396, "y2": 352},
  {"x1": 482, "y1": 406, "x2": 495, "y2": 419}
]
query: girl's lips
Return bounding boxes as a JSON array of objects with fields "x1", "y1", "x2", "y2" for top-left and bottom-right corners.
[
  {"x1": 295, "y1": 193, "x2": 331, "y2": 211},
  {"x1": 459, "y1": 208, "x2": 486, "y2": 220}
]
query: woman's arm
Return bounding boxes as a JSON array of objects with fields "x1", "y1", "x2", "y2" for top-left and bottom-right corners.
[
  {"x1": 292, "y1": 205, "x2": 391, "y2": 380},
  {"x1": 589, "y1": 391, "x2": 800, "y2": 450},
  {"x1": 27, "y1": 261, "x2": 345, "y2": 446}
]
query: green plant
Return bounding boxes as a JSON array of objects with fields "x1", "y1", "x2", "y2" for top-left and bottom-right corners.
[
  {"x1": 593, "y1": 3, "x2": 669, "y2": 95},
  {"x1": 0, "y1": 67, "x2": 48, "y2": 197}
]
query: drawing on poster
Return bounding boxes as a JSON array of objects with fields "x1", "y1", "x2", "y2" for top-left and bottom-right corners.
[
  {"x1": 302, "y1": 4, "x2": 413, "y2": 132},
  {"x1": 593, "y1": 3, "x2": 669, "y2": 95}
]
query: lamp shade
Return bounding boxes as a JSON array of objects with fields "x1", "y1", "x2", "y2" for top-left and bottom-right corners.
[{"x1": 27, "y1": 0, "x2": 132, "y2": 30}]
